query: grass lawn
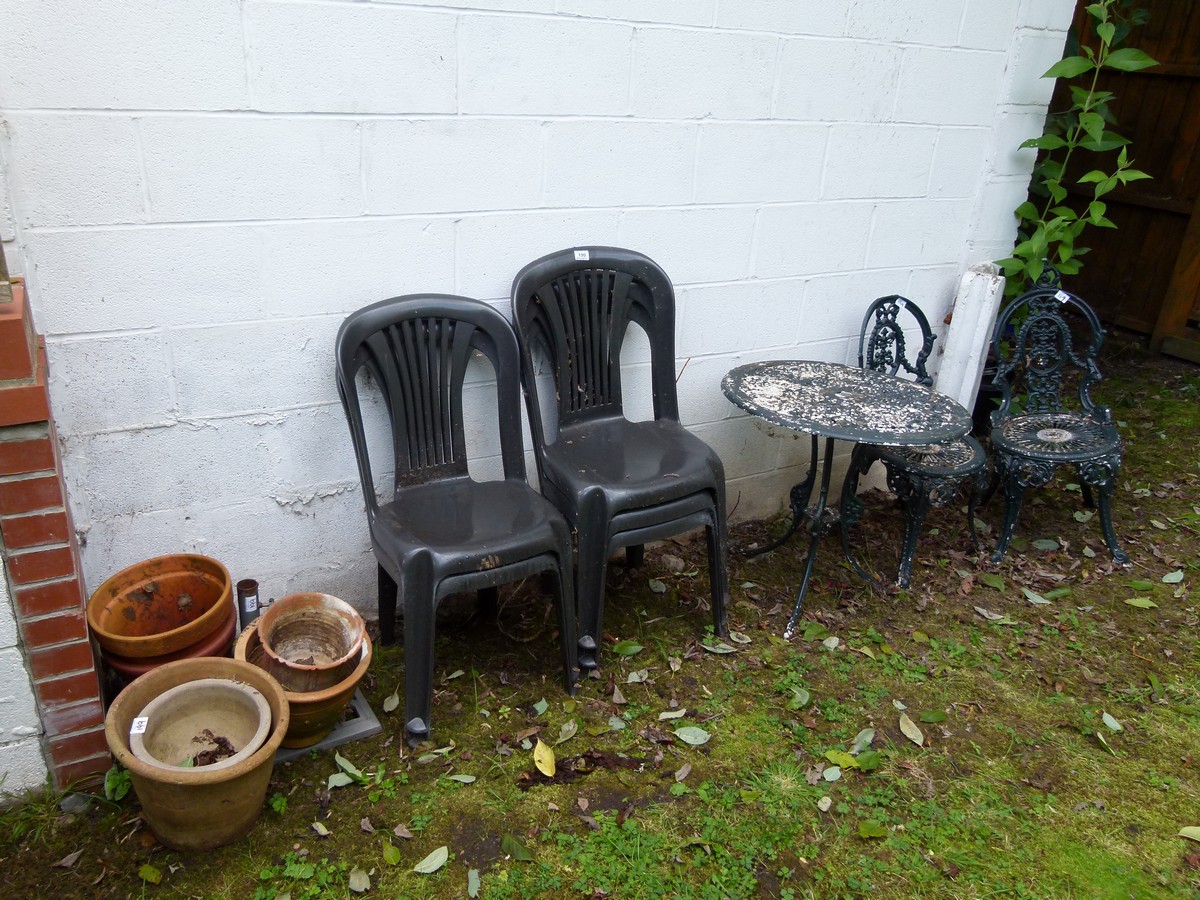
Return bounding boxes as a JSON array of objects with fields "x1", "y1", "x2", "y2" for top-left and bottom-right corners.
[{"x1": 3, "y1": 335, "x2": 1198, "y2": 899}]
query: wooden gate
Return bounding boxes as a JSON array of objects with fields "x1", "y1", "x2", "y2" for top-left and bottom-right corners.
[{"x1": 1054, "y1": 0, "x2": 1200, "y2": 361}]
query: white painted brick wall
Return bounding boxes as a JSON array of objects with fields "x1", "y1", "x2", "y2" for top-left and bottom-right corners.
[
  {"x1": 0, "y1": 0, "x2": 1075, "y2": 625},
  {"x1": 0, "y1": 571, "x2": 47, "y2": 794}
]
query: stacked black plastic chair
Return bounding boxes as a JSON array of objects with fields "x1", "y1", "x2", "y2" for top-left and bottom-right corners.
[
  {"x1": 511, "y1": 247, "x2": 729, "y2": 670},
  {"x1": 987, "y1": 271, "x2": 1129, "y2": 564},
  {"x1": 839, "y1": 295, "x2": 988, "y2": 587},
  {"x1": 335, "y1": 295, "x2": 578, "y2": 745}
]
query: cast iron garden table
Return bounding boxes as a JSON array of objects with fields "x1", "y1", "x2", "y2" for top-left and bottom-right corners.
[{"x1": 722, "y1": 360, "x2": 972, "y2": 639}]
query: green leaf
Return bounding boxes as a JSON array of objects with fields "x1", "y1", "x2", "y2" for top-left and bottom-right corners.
[
  {"x1": 920, "y1": 710, "x2": 948, "y2": 724},
  {"x1": 1014, "y1": 201, "x2": 1040, "y2": 220},
  {"x1": 858, "y1": 820, "x2": 888, "y2": 839},
  {"x1": 674, "y1": 726, "x2": 711, "y2": 746},
  {"x1": 1043, "y1": 56, "x2": 1094, "y2": 79},
  {"x1": 659, "y1": 707, "x2": 687, "y2": 720},
  {"x1": 312, "y1": 821, "x2": 331, "y2": 837},
  {"x1": 612, "y1": 640, "x2": 643, "y2": 657},
  {"x1": 1078, "y1": 111, "x2": 1105, "y2": 143},
  {"x1": 1022, "y1": 587, "x2": 1051, "y2": 605},
  {"x1": 647, "y1": 578, "x2": 668, "y2": 594},
  {"x1": 348, "y1": 867, "x2": 371, "y2": 893},
  {"x1": 1103, "y1": 47, "x2": 1157, "y2": 72},
  {"x1": 1129, "y1": 579, "x2": 1154, "y2": 591},
  {"x1": 414, "y1": 846, "x2": 449, "y2": 873},
  {"x1": 1074, "y1": 509, "x2": 1096, "y2": 523},
  {"x1": 787, "y1": 687, "x2": 811, "y2": 710},
  {"x1": 1077, "y1": 169, "x2": 1108, "y2": 185},
  {"x1": 335, "y1": 751, "x2": 364, "y2": 780},
  {"x1": 1096, "y1": 20, "x2": 1115, "y2": 46},
  {"x1": 1118, "y1": 168, "x2": 1152, "y2": 183},
  {"x1": 468, "y1": 868, "x2": 482, "y2": 897},
  {"x1": 824, "y1": 749, "x2": 860, "y2": 770},
  {"x1": 801, "y1": 622, "x2": 830, "y2": 641},
  {"x1": 139, "y1": 864, "x2": 162, "y2": 884},
  {"x1": 979, "y1": 573, "x2": 1005, "y2": 591},
  {"x1": 448, "y1": 774, "x2": 476, "y2": 784},
  {"x1": 555, "y1": 718, "x2": 578, "y2": 744},
  {"x1": 1179, "y1": 827, "x2": 1200, "y2": 843},
  {"x1": 823, "y1": 766, "x2": 842, "y2": 782},
  {"x1": 1124, "y1": 597, "x2": 1158, "y2": 609},
  {"x1": 702, "y1": 641, "x2": 738, "y2": 654},
  {"x1": 328, "y1": 772, "x2": 356, "y2": 790},
  {"x1": 532, "y1": 698, "x2": 549, "y2": 716},
  {"x1": 856, "y1": 750, "x2": 882, "y2": 772},
  {"x1": 501, "y1": 834, "x2": 533, "y2": 862},
  {"x1": 1019, "y1": 134, "x2": 1068, "y2": 151},
  {"x1": 1162, "y1": 570, "x2": 1184, "y2": 584},
  {"x1": 1101, "y1": 711, "x2": 1123, "y2": 732},
  {"x1": 850, "y1": 728, "x2": 875, "y2": 754},
  {"x1": 382, "y1": 688, "x2": 400, "y2": 714},
  {"x1": 607, "y1": 715, "x2": 627, "y2": 731},
  {"x1": 383, "y1": 843, "x2": 402, "y2": 865}
]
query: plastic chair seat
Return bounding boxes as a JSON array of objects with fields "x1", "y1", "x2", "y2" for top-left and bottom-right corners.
[
  {"x1": 542, "y1": 418, "x2": 724, "y2": 505},
  {"x1": 991, "y1": 412, "x2": 1120, "y2": 461}
]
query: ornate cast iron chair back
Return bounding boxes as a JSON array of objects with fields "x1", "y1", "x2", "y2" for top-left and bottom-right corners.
[{"x1": 858, "y1": 295, "x2": 936, "y2": 386}]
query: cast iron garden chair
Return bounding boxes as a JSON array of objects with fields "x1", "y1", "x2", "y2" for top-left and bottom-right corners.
[
  {"x1": 986, "y1": 270, "x2": 1129, "y2": 564},
  {"x1": 839, "y1": 295, "x2": 988, "y2": 587},
  {"x1": 511, "y1": 247, "x2": 729, "y2": 670},
  {"x1": 336, "y1": 294, "x2": 578, "y2": 745}
]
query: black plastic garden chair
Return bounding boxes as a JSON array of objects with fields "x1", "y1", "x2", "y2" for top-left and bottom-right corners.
[
  {"x1": 986, "y1": 271, "x2": 1129, "y2": 564},
  {"x1": 335, "y1": 294, "x2": 578, "y2": 744},
  {"x1": 839, "y1": 295, "x2": 989, "y2": 588},
  {"x1": 511, "y1": 247, "x2": 729, "y2": 669}
]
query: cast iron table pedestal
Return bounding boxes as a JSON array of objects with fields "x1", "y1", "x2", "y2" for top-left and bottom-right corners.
[{"x1": 722, "y1": 360, "x2": 972, "y2": 639}]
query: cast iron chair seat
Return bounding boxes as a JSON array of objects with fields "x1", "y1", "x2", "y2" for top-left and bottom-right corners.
[
  {"x1": 336, "y1": 294, "x2": 578, "y2": 746},
  {"x1": 986, "y1": 268, "x2": 1128, "y2": 564},
  {"x1": 840, "y1": 295, "x2": 988, "y2": 588},
  {"x1": 512, "y1": 247, "x2": 729, "y2": 670}
]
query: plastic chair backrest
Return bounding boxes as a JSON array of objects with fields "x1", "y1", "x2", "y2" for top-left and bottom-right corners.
[
  {"x1": 857, "y1": 295, "x2": 936, "y2": 386},
  {"x1": 512, "y1": 247, "x2": 681, "y2": 440},
  {"x1": 335, "y1": 295, "x2": 527, "y2": 521},
  {"x1": 989, "y1": 269, "x2": 1107, "y2": 422}
]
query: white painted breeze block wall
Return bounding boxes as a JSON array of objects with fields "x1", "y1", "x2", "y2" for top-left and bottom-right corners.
[{"x1": 0, "y1": 0, "x2": 1075, "y2": 617}]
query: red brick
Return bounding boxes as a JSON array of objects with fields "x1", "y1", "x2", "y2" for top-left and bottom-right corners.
[
  {"x1": 29, "y1": 640, "x2": 98, "y2": 680},
  {"x1": 41, "y1": 698, "x2": 105, "y2": 736},
  {"x1": 21, "y1": 610, "x2": 88, "y2": 649},
  {"x1": 53, "y1": 754, "x2": 111, "y2": 791},
  {"x1": 34, "y1": 669, "x2": 101, "y2": 707},
  {"x1": 13, "y1": 579, "x2": 85, "y2": 617},
  {"x1": 48, "y1": 728, "x2": 110, "y2": 768},
  {"x1": 1, "y1": 509, "x2": 70, "y2": 548},
  {"x1": 0, "y1": 474, "x2": 62, "y2": 514},
  {"x1": 0, "y1": 281, "x2": 36, "y2": 381},
  {"x1": 7, "y1": 545, "x2": 75, "y2": 584},
  {"x1": 0, "y1": 436, "x2": 53, "y2": 476}
]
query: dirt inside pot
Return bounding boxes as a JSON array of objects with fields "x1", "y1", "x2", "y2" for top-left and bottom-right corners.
[{"x1": 188, "y1": 729, "x2": 237, "y2": 767}]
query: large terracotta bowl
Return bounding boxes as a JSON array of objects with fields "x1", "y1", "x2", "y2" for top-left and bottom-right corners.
[
  {"x1": 102, "y1": 602, "x2": 238, "y2": 683},
  {"x1": 104, "y1": 657, "x2": 289, "y2": 851},
  {"x1": 236, "y1": 619, "x2": 372, "y2": 748},
  {"x1": 88, "y1": 554, "x2": 232, "y2": 658}
]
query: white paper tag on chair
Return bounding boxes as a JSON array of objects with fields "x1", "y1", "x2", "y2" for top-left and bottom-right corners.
[
  {"x1": 1054, "y1": 290, "x2": 1070, "y2": 303},
  {"x1": 574, "y1": 250, "x2": 590, "y2": 261}
]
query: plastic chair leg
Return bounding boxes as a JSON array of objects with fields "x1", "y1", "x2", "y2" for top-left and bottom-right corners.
[
  {"x1": 625, "y1": 544, "x2": 644, "y2": 568},
  {"x1": 574, "y1": 536, "x2": 609, "y2": 671},
  {"x1": 551, "y1": 564, "x2": 579, "y2": 696},
  {"x1": 477, "y1": 586, "x2": 499, "y2": 618},
  {"x1": 401, "y1": 579, "x2": 437, "y2": 746},
  {"x1": 378, "y1": 565, "x2": 399, "y2": 646},
  {"x1": 705, "y1": 516, "x2": 730, "y2": 639}
]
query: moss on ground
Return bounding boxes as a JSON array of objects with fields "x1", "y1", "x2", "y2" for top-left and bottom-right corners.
[{"x1": 2, "y1": 334, "x2": 1198, "y2": 898}]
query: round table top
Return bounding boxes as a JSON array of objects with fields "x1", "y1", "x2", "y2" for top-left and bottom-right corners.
[{"x1": 722, "y1": 360, "x2": 971, "y2": 446}]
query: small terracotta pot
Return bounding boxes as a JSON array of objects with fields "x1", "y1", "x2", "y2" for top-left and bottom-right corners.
[
  {"x1": 88, "y1": 554, "x2": 232, "y2": 658},
  {"x1": 257, "y1": 593, "x2": 365, "y2": 693},
  {"x1": 105, "y1": 657, "x2": 289, "y2": 851},
  {"x1": 129, "y1": 677, "x2": 272, "y2": 773},
  {"x1": 236, "y1": 619, "x2": 372, "y2": 748},
  {"x1": 102, "y1": 601, "x2": 237, "y2": 683}
]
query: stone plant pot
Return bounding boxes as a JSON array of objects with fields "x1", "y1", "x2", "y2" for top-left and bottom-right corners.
[
  {"x1": 236, "y1": 619, "x2": 372, "y2": 748},
  {"x1": 104, "y1": 657, "x2": 289, "y2": 851},
  {"x1": 88, "y1": 554, "x2": 233, "y2": 658},
  {"x1": 102, "y1": 601, "x2": 238, "y2": 684},
  {"x1": 257, "y1": 592, "x2": 365, "y2": 693},
  {"x1": 129, "y1": 677, "x2": 272, "y2": 772}
]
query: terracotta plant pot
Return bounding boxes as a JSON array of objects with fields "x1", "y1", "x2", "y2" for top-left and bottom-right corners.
[
  {"x1": 88, "y1": 554, "x2": 233, "y2": 658},
  {"x1": 236, "y1": 619, "x2": 372, "y2": 749},
  {"x1": 257, "y1": 593, "x2": 365, "y2": 692},
  {"x1": 105, "y1": 657, "x2": 289, "y2": 851},
  {"x1": 129, "y1": 677, "x2": 272, "y2": 773},
  {"x1": 102, "y1": 600, "x2": 238, "y2": 683}
]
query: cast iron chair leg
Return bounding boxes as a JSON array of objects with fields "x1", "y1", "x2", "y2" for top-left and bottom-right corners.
[
  {"x1": 1081, "y1": 482, "x2": 1096, "y2": 508},
  {"x1": 967, "y1": 466, "x2": 988, "y2": 551},
  {"x1": 895, "y1": 474, "x2": 932, "y2": 589},
  {"x1": 990, "y1": 470, "x2": 1026, "y2": 563},
  {"x1": 625, "y1": 544, "x2": 644, "y2": 568},
  {"x1": 1081, "y1": 457, "x2": 1131, "y2": 565},
  {"x1": 838, "y1": 444, "x2": 878, "y2": 585},
  {"x1": 378, "y1": 564, "x2": 399, "y2": 646},
  {"x1": 401, "y1": 585, "x2": 436, "y2": 747}
]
